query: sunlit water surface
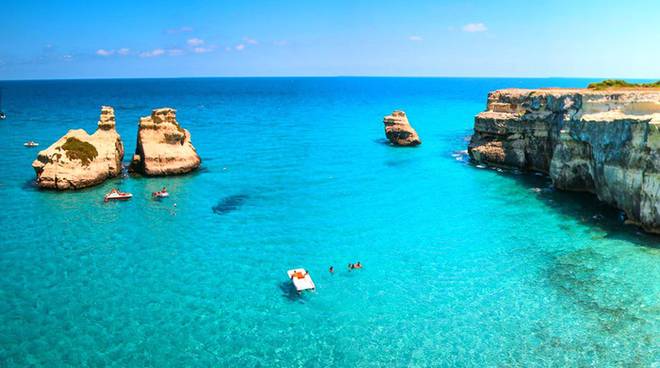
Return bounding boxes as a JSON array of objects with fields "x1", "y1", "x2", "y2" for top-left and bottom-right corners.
[{"x1": 0, "y1": 78, "x2": 658, "y2": 367}]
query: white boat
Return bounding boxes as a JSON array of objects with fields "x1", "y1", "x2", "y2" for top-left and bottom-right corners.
[
  {"x1": 24, "y1": 141, "x2": 39, "y2": 147},
  {"x1": 287, "y1": 268, "x2": 316, "y2": 293},
  {"x1": 104, "y1": 190, "x2": 133, "y2": 202}
]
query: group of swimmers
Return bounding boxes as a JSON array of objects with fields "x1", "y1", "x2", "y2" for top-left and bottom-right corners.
[{"x1": 328, "y1": 261, "x2": 363, "y2": 274}]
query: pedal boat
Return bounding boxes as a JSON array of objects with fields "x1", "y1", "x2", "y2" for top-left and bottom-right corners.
[{"x1": 287, "y1": 268, "x2": 316, "y2": 293}]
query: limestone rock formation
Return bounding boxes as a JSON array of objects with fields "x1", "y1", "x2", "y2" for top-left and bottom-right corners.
[
  {"x1": 468, "y1": 88, "x2": 660, "y2": 234},
  {"x1": 383, "y1": 111, "x2": 421, "y2": 146},
  {"x1": 129, "y1": 108, "x2": 201, "y2": 175},
  {"x1": 32, "y1": 106, "x2": 124, "y2": 190}
]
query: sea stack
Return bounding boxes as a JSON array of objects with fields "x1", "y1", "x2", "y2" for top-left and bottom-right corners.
[
  {"x1": 383, "y1": 111, "x2": 421, "y2": 146},
  {"x1": 32, "y1": 106, "x2": 124, "y2": 190},
  {"x1": 468, "y1": 88, "x2": 660, "y2": 234},
  {"x1": 129, "y1": 108, "x2": 201, "y2": 175}
]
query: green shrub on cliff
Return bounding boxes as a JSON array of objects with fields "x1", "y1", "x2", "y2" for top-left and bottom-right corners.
[
  {"x1": 587, "y1": 79, "x2": 660, "y2": 89},
  {"x1": 61, "y1": 137, "x2": 98, "y2": 165}
]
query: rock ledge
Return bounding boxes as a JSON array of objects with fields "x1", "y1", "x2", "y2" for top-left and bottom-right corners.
[
  {"x1": 383, "y1": 111, "x2": 421, "y2": 146},
  {"x1": 32, "y1": 106, "x2": 124, "y2": 190},
  {"x1": 468, "y1": 88, "x2": 660, "y2": 234},
  {"x1": 129, "y1": 108, "x2": 201, "y2": 176}
]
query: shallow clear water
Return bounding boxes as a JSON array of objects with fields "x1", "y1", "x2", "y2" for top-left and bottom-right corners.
[{"x1": 0, "y1": 78, "x2": 658, "y2": 367}]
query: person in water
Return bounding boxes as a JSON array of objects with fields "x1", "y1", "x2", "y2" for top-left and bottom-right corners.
[
  {"x1": 354, "y1": 261, "x2": 362, "y2": 269},
  {"x1": 162, "y1": 186, "x2": 167, "y2": 192},
  {"x1": 329, "y1": 266, "x2": 334, "y2": 274}
]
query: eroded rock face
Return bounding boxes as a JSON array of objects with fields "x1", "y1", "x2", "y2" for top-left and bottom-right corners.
[
  {"x1": 468, "y1": 88, "x2": 660, "y2": 234},
  {"x1": 383, "y1": 111, "x2": 421, "y2": 146},
  {"x1": 129, "y1": 108, "x2": 201, "y2": 175},
  {"x1": 32, "y1": 106, "x2": 124, "y2": 190}
]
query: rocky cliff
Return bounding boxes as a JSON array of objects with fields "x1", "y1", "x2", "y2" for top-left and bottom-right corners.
[
  {"x1": 129, "y1": 108, "x2": 201, "y2": 175},
  {"x1": 383, "y1": 111, "x2": 421, "y2": 146},
  {"x1": 32, "y1": 106, "x2": 124, "y2": 190},
  {"x1": 468, "y1": 88, "x2": 660, "y2": 234}
]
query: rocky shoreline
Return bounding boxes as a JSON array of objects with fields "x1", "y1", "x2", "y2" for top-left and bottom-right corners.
[{"x1": 468, "y1": 88, "x2": 660, "y2": 234}]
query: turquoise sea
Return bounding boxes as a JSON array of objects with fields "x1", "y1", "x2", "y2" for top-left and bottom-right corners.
[{"x1": 0, "y1": 78, "x2": 658, "y2": 367}]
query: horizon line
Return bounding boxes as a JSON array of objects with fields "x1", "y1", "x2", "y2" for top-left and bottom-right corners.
[{"x1": 1, "y1": 75, "x2": 658, "y2": 83}]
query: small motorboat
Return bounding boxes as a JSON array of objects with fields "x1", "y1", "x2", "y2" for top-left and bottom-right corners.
[
  {"x1": 152, "y1": 189, "x2": 169, "y2": 198},
  {"x1": 24, "y1": 141, "x2": 39, "y2": 147},
  {"x1": 104, "y1": 189, "x2": 133, "y2": 202},
  {"x1": 287, "y1": 268, "x2": 316, "y2": 293}
]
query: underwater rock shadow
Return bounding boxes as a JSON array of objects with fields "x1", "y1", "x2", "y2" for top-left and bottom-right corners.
[
  {"x1": 190, "y1": 166, "x2": 210, "y2": 176},
  {"x1": 373, "y1": 138, "x2": 392, "y2": 146},
  {"x1": 384, "y1": 158, "x2": 416, "y2": 168},
  {"x1": 475, "y1": 165, "x2": 659, "y2": 248},
  {"x1": 126, "y1": 166, "x2": 209, "y2": 179},
  {"x1": 212, "y1": 194, "x2": 249, "y2": 215},
  {"x1": 21, "y1": 179, "x2": 38, "y2": 192},
  {"x1": 544, "y1": 247, "x2": 650, "y2": 336},
  {"x1": 373, "y1": 137, "x2": 421, "y2": 148}
]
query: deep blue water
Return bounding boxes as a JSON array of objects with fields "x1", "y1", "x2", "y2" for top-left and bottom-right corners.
[{"x1": 0, "y1": 78, "x2": 658, "y2": 367}]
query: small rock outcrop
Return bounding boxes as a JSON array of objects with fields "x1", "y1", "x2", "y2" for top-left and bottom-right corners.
[
  {"x1": 129, "y1": 108, "x2": 201, "y2": 175},
  {"x1": 32, "y1": 106, "x2": 124, "y2": 190},
  {"x1": 383, "y1": 111, "x2": 421, "y2": 146},
  {"x1": 468, "y1": 88, "x2": 660, "y2": 234}
]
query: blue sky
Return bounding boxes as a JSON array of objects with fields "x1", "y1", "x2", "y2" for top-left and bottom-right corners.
[{"x1": 1, "y1": 0, "x2": 659, "y2": 79}]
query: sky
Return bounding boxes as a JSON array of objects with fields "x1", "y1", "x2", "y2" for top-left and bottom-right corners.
[{"x1": 1, "y1": 0, "x2": 659, "y2": 80}]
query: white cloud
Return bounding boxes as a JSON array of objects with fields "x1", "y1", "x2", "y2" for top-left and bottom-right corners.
[
  {"x1": 235, "y1": 44, "x2": 245, "y2": 51},
  {"x1": 273, "y1": 40, "x2": 288, "y2": 46},
  {"x1": 187, "y1": 38, "x2": 204, "y2": 46},
  {"x1": 193, "y1": 47, "x2": 213, "y2": 54},
  {"x1": 63, "y1": 54, "x2": 73, "y2": 61},
  {"x1": 139, "y1": 48, "x2": 165, "y2": 58},
  {"x1": 168, "y1": 48, "x2": 184, "y2": 56},
  {"x1": 96, "y1": 49, "x2": 114, "y2": 56},
  {"x1": 244, "y1": 37, "x2": 258, "y2": 45},
  {"x1": 117, "y1": 48, "x2": 130, "y2": 56},
  {"x1": 408, "y1": 35, "x2": 423, "y2": 42},
  {"x1": 462, "y1": 23, "x2": 487, "y2": 33}
]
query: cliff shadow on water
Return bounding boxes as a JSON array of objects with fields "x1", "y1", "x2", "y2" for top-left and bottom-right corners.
[{"x1": 467, "y1": 161, "x2": 659, "y2": 249}]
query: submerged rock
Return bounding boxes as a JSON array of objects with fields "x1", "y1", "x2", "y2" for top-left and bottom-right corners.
[
  {"x1": 212, "y1": 194, "x2": 249, "y2": 215},
  {"x1": 129, "y1": 108, "x2": 201, "y2": 176},
  {"x1": 32, "y1": 106, "x2": 124, "y2": 190},
  {"x1": 383, "y1": 111, "x2": 421, "y2": 146},
  {"x1": 468, "y1": 88, "x2": 660, "y2": 234}
]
